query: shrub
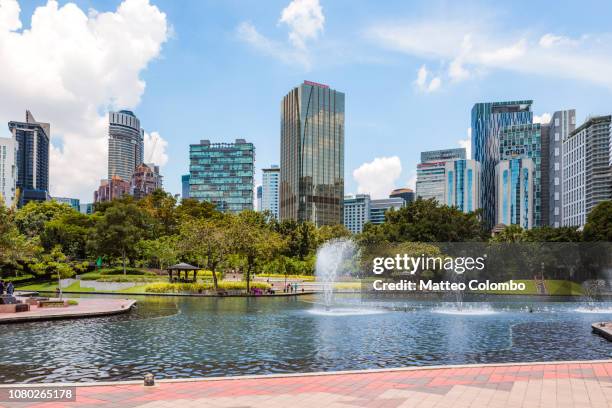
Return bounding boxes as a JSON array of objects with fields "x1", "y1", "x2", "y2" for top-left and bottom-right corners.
[
  {"x1": 67, "y1": 300, "x2": 79, "y2": 306},
  {"x1": 96, "y1": 275, "x2": 161, "y2": 283},
  {"x1": 256, "y1": 273, "x2": 315, "y2": 281},
  {"x1": 144, "y1": 281, "x2": 271, "y2": 293},
  {"x1": 97, "y1": 267, "x2": 153, "y2": 276}
]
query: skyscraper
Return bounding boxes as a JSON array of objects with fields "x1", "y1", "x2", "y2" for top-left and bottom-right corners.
[
  {"x1": 416, "y1": 148, "x2": 465, "y2": 203},
  {"x1": 548, "y1": 110, "x2": 576, "y2": 227},
  {"x1": 389, "y1": 188, "x2": 415, "y2": 204},
  {"x1": 108, "y1": 110, "x2": 144, "y2": 182},
  {"x1": 562, "y1": 115, "x2": 612, "y2": 227},
  {"x1": 131, "y1": 163, "x2": 163, "y2": 199},
  {"x1": 181, "y1": 174, "x2": 190, "y2": 199},
  {"x1": 0, "y1": 136, "x2": 17, "y2": 207},
  {"x1": 8, "y1": 110, "x2": 50, "y2": 206},
  {"x1": 261, "y1": 165, "x2": 280, "y2": 219},
  {"x1": 369, "y1": 197, "x2": 405, "y2": 224},
  {"x1": 472, "y1": 101, "x2": 533, "y2": 229},
  {"x1": 280, "y1": 81, "x2": 345, "y2": 226},
  {"x1": 498, "y1": 123, "x2": 543, "y2": 226},
  {"x1": 444, "y1": 159, "x2": 481, "y2": 213},
  {"x1": 94, "y1": 175, "x2": 131, "y2": 203},
  {"x1": 496, "y1": 158, "x2": 535, "y2": 229},
  {"x1": 343, "y1": 194, "x2": 370, "y2": 234},
  {"x1": 52, "y1": 197, "x2": 80, "y2": 211},
  {"x1": 189, "y1": 139, "x2": 254, "y2": 213}
]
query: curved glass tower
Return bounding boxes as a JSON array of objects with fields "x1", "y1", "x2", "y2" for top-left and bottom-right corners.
[
  {"x1": 108, "y1": 110, "x2": 144, "y2": 182},
  {"x1": 280, "y1": 81, "x2": 345, "y2": 226}
]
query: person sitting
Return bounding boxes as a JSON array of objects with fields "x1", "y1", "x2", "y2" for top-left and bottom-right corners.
[{"x1": 6, "y1": 282, "x2": 14, "y2": 296}]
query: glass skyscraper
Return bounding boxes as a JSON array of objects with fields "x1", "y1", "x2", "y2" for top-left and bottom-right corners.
[
  {"x1": 261, "y1": 165, "x2": 280, "y2": 219},
  {"x1": 8, "y1": 110, "x2": 50, "y2": 207},
  {"x1": 548, "y1": 110, "x2": 576, "y2": 227},
  {"x1": 444, "y1": 159, "x2": 481, "y2": 213},
  {"x1": 496, "y1": 158, "x2": 535, "y2": 229},
  {"x1": 472, "y1": 101, "x2": 533, "y2": 229},
  {"x1": 280, "y1": 81, "x2": 345, "y2": 226},
  {"x1": 189, "y1": 139, "x2": 254, "y2": 213},
  {"x1": 108, "y1": 110, "x2": 144, "y2": 182},
  {"x1": 181, "y1": 174, "x2": 190, "y2": 199},
  {"x1": 498, "y1": 123, "x2": 543, "y2": 227},
  {"x1": 416, "y1": 148, "x2": 465, "y2": 203}
]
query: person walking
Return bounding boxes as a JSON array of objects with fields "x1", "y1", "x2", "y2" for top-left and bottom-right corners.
[{"x1": 6, "y1": 281, "x2": 14, "y2": 296}]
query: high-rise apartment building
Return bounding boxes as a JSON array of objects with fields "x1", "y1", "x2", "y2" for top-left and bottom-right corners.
[
  {"x1": 131, "y1": 163, "x2": 163, "y2": 199},
  {"x1": 0, "y1": 136, "x2": 17, "y2": 207},
  {"x1": 369, "y1": 197, "x2": 405, "y2": 224},
  {"x1": 472, "y1": 101, "x2": 533, "y2": 229},
  {"x1": 8, "y1": 110, "x2": 50, "y2": 206},
  {"x1": 548, "y1": 110, "x2": 576, "y2": 227},
  {"x1": 189, "y1": 139, "x2": 254, "y2": 213},
  {"x1": 562, "y1": 115, "x2": 612, "y2": 227},
  {"x1": 94, "y1": 176, "x2": 131, "y2": 203},
  {"x1": 495, "y1": 158, "x2": 536, "y2": 229},
  {"x1": 108, "y1": 110, "x2": 144, "y2": 182},
  {"x1": 416, "y1": 148, "x2": 465, "y2": 203},
  {"x1": 261, "y1": 165, "x2": 280, "y2": 219},
  {"x1": 498, "y1": 123, "x2": 544, "y2": 226},
  {"x1": 280, "y1": 81, "x2": 345, "y2": 226},
  {"x1": 444, "y1": 159, "x2": 481, "y2": 213},
  {"x1": 389, "y1": 188, "x2": 415, "y2": 204},
  {"x1": 181, "y1": 174, "x2": 190, "y2": 199}
]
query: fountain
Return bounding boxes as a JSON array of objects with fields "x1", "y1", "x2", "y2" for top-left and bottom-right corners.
[
  {"x1": 308, "y1": 238, "x2": 384, "y2": 316},
  {"x1": 433, "y1": 270, "x2": 499, "y2": 316}
]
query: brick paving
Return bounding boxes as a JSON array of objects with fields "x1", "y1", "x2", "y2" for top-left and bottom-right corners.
[
  {"x1": 0, "y1": 298, "x2": 136, "y2": 323},
  {"x1": 3, "y1": 361, "x2": 612, "y2": 407}
]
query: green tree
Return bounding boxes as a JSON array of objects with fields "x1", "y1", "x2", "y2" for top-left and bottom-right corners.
[
  {"x1": 491, "y1": 225, "x2": 526, "y2": 242},
  {"x1": 41, "y1": 211, "x2": 95, "y2": 259},
  {"x1": 139, "y1": 189, "x2": 179, "y2": 236},
  {"x1": 0, "y1": 197, "x2": 39, "y2": 274},
  {"x1": 92, "y1": 201, "x2": 149, "y2": 274},
  {"x1": 137, "y1": 235, "x2": 179, "y2": 270},
  {"x1": 30, "y1": 246, "x2": 75, "y2": 280},
  {"x1": 584, "y1": 201, "x2": 612, "y2": 241},
  {"x1": 524, "y1": 226, "x2": 582, "y2": 242},
  {"x1": 15, "y1": 200, "x2": 75, "y2": 238},
  {"x1": 176, "y1": 198, "x2": 218, "y2": 220}
]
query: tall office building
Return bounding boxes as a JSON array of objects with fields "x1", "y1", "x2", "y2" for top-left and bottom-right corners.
[
  {"x1": 189, "y1": 139, "x2": 254, "y2": 213},
  {"x1": 131, "y1": 163, "x2": 163, "y2": 199},
  {"x1": 416, "y1": 148, "x2": 465, "y2": 203},
  {"x1": 261, "y1": 165, "x2": 280, "y2": 219},
  {"x1": 548, "y1": 110, "x2": 576, "y2": 227},
  {"x1": 444, "y1": 159, "x2": 481, "y2": 213},
  {"x1": 52, "y1": 197, "x2": 80, "y2": 211},
  {"x1": 8, "y1": 110, "x2": 50, "y2": 206},
  {"x1": 343, "y1": 194, "x2": 404, "y2": 233},
  {"x1": 472, "y1": 101, "x2": 533, "y2": 229},
  {"x1": 562, "y1": 115, "x2": 612, "y2": 227},
  {"x1": 280, "y1": 81, "x2": 345, "y2": 226},
  {"x1": 389, "y1": 188, "x2": 415, "y2": 204},
  {"x1": 0, "y1": 136, "x2": 17, "y2": 207},
  {"x1": 108, "y1": 110, "x2": 144, "y2": 182},
  {"x1": 495, "y1": 158, "x2": 536, "y2": 229},
  {"x1": 343, "y1": 194, "x2": 370, "y2": 234},
  {"x1": 181, "y1": 174, "x2": 190, "y2": 199},
  {"x1": 498, "y1": 123, "x2": 544, "y2": 226},
  {"x1": 256, "y1": 186, "x2": 263, "y2": 212}
]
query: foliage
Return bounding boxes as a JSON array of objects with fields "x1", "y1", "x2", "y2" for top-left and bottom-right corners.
[
  {"x1": 144, "y1": 281, "x2": 271, "y2": 293},
  {"x1": 584, "y1": 201, "x2": 612, "y2": 241},
  {"x1": 30, "y1": 246, "x2": 75, "y2": 279}
]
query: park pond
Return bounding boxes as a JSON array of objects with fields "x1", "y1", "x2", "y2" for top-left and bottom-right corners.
[{"x1": 0, "y1": 294, "x2": 611, "y2": 383}]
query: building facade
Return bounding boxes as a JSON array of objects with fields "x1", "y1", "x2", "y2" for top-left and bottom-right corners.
[
  {"x1": 562, "y1": 115, "x2": 612, "y2": 227},
  {"x1": 94, "y1": 176, "x2": 131, "y2": 203},
  {"x1": 79, "y1": 203, "x2": 94, "y2": 215},
  {"x1": 498, "y1": 123, "x2": 543, "y2": 227},
  {"x1": 495, "y1": 158, "x2": 536, "y2": 229},
  {"x1": 189, "y1": 139, "x2": 254, "y2": 213},
  {"x1": 8, "y1": 110, "x2": 50, "y2": 206},
  {"x1": 53, "y1": 197, "x2": 80, "y2": 211},
  {"x1": 181, "y1": 174, "x2": 190, "y2": 199},
  {"x1": 444, "y1": 159, "x2": 481, "y2": 213},
  {"x1": 389, "y1": 188, "x2": 415, "y2": 204},
  {"x1": 369, "y1": 197, "x2": 405, "y2": 224},
  {"x1": 343, "y1": 194, "x2": 370, "y2": 234},
  {"x1": 261, "y1": 165, "x2": 280, "y2": 219},
  {"x1": 472, "y1": 101, "x2": 533, "y2": 229},
  {"x1": 280, "y1": 81, "x2": 345, "y2": 226},
  {"x1": 0, "y1": 136, "x2": 17, "y2": 207},
  {"x1": 416, "y1": 148, "x2": 465, "y2": 203},
  {"x1": 108, "y1": 110, "x2": 144, "y2": 182},
  {"x1": 131, "y1": 163, "x2": 163, "y2": 199},
  {"x1": 256, "y1": 185, "x2": 262, "y2": 211},
  {"x1": 548, "y1": 110, "x2": 576, "y2": 227}
]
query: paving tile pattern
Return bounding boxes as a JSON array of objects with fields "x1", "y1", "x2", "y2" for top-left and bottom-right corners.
[{"x1": 3, "y1": 361, "x2": 612, "y2": 408}]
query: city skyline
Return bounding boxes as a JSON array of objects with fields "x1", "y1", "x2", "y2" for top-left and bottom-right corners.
[{"x1": 1, "y1": 0, "x2": 612, "y2": 202}]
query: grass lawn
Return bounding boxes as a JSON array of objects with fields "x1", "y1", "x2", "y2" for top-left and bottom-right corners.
[{"x1": 479, "y1": 279, "x2": 584, "y2": 296}]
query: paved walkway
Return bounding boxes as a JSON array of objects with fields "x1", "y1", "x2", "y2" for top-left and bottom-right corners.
[
  {"x1": 0, "y1": 298, "x2": 135, "y2": 323},
  {"x1": 3, "y1": 361, "x2": 612, "y2": 407}
]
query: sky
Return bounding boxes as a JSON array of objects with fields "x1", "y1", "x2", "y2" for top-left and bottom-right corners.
[{"x1": 1, "y1": 0, "x2": 612, "y2": 202}]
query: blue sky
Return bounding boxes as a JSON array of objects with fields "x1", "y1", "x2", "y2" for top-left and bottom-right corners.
[{"x1": 6, "y1": 0, "x2": 612, "y2": 200}]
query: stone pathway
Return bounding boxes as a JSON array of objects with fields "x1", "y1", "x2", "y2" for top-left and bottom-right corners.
[
  {"x1": 0, "y1": 298, "x2": 135, "y2": 323},
  {"x1": 3, "y1": 361, "x2": 612, "y2": 407}
]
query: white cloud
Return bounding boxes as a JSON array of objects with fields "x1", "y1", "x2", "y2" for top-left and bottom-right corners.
[
  {"x1": 458, "y1": 127, "x2": 472, "y2": 159},
  {"x1": 237, "y1": 0, "x2": 324, "y2": 69},
  {"x1": 533, "y1": 113, "x2": 552, "y2": 124},
  {"x1": 0, "y1": 0, "x2": 169, "y2": 201},
  {"x1": 279, "y1": 0, "x2": 324, "y2": 50},
  {"x1": 367, "y1": 18, "x2": 612, "y2": 89},
  {"x1": 352, "y1": 156, "x2": 402, "y2": 199},
  {"x1": 414, "y1": 65, "x2": 441, "y2": 93},
  {"x1": 143, "y1": 131, "x2": 168, "y2": 166}
]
